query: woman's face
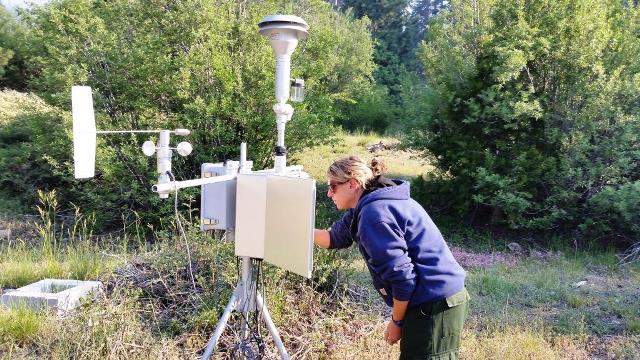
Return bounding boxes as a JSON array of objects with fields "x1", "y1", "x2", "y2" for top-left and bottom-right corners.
[{"x1": 327, "y1": 178, "x2": 361, "y2": 210}]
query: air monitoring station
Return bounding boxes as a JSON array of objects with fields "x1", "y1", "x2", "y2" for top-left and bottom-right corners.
[{"x1": 72, "y1": 15, "x2": 313, "y2": 360}]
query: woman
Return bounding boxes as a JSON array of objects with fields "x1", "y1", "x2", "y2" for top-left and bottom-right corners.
[{"x1": 314, "y1": 156, "x2": 469, "y2": 360}]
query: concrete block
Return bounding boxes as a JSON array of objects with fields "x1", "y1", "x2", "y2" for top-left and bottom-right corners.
[{"x1": 1, "y1": 279, "x2": 102, "y2": 314}]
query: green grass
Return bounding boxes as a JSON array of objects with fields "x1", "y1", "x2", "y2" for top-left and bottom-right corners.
[
  {"x1": 1, "y1": 221, "x2": 637, "y2": 359},
  {"x1": 0, "y1": 307, "x2": 46, "y2": 344},
  {"x1": 461, "y1": 251, "x2": 640, "y2": 339},
  {"x1": 0, "y1": 241, "x2": 116, "y2": 289}
]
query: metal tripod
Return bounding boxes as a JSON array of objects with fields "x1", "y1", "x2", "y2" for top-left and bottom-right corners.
[{"x1": 201, "y1": 255, "x2": 289, "y2": 360}]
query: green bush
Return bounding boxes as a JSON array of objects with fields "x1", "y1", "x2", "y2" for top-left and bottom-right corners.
[
  {"x1": 581, "y1": 182, "x2": 640, "y2": 243},
  {"x1": 0, "y1": 91, "x2": 72, "y2": 212},
  {"x1": 0, "y1": 5, "x2": 28, "y2": 90},
  {"x1": 336, "y1": 84, "x2": 395, "y2": 132},
  {"x1": 0, "y1": 5, "x2": 15, "y2": 80},
  {"x1": 0, "y1": 90, "x2": 132, "y2": 226},
  {"x1": 2, "y1": 0, "x2": 375, "y2": 229},
  {"x1": 408, "y1": 0, "x2": 640, "y2": 244}
]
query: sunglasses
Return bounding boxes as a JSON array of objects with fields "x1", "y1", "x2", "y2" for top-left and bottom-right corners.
[{"x1": 328, "y1": 180, "x2": 348, "y2": 193}]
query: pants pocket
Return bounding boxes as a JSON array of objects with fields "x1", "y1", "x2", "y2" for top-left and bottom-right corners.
[
  {"x1": 399, "y1": 304, "x2": 434, "y2": 359},
  {"x1": 437, "y1": 297, "x2": 469, "y2": 355}
]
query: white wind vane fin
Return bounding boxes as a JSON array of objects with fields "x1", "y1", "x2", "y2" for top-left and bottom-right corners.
[{"x1": 71, "y1": 86, "x2": 97, "y2": 179}]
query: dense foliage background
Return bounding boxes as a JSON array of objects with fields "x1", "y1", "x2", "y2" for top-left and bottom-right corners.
[
  {"x1": 0, "y1": 0, "x2": 375, "y2": 227},
  {"x1": 408, "y1": 0, "x2": 640, "y2": 245},
  {"x1": 1, "y1": 0, "x2": 639, "y2": 247}
]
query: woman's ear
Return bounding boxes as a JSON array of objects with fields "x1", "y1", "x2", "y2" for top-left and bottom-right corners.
[{"x1": 348, "y1": 178, "x2": 358, "y2": 190}]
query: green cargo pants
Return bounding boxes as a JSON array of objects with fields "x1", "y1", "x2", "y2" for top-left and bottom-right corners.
[{"x1": 399, "y1": 288, "x2": 470, "y2": 360}]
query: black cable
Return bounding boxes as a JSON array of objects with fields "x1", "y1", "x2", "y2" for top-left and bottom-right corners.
[{"x1": 236, "y1": 256, "x2": 240, "y2": 279}]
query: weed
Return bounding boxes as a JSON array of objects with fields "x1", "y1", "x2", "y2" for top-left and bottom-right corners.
[
  {"x1": 0, "y1": 242, "x2": 112, "y2": 289},
  {"x1": 566, "y1": 294, "x2": 590, "y2": 308},
  {"x1": 67, "y1": 240, "x2": 106, "y2": 280},
  {"x1": 35, "y1": 189, "x2": 60, "y2": 258},
  {"x1": 625, "y1": 318, "x2": 640, "y2": 334},
  {"x1": 352, "y1": 130, "x2": 382, "y2": 147},
  {"x1": 471, "y1": 268, "x2": 518, "y2": 299},
  {"x1": 0, "y1": 307, "x2": 47, "y2": 344},
  {"x1": 606, "y1": 336, "x2": 640, "y2": 358},
  {"x1": 0, "y1": 257, "x2": 64, "y2": 289},
  {"x1": 553, "y1": 310, "x2": 588, "y2": 335}
]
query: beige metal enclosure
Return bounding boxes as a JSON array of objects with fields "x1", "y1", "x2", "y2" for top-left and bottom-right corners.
[{"x1": 235, "y1": 174, "x2": 315, "y2": 278}]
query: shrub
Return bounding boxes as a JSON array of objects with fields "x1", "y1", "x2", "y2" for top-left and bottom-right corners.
[
  {"x1": 409, "y1": 0, "x2": 640, "y2": 245},
  {"x1": 0, "y1": 91, "x2": 72, "y2": 213},
  {"x1": 336, "y1": 84, "x2": 395, "y2": 132}
]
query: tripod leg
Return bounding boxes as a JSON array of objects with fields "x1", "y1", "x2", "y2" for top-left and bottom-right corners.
[
  {"x1": 256, "y1": 292, "x2": 290, "y2": 360},
  {"x1": 201, "y1": 289, "x2": 240, "y2": 360}
]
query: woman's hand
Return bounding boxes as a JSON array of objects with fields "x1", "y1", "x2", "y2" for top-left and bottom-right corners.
[
  {"x1": 313, "y1": 229, "x2": 331, "y2": 248},
  {"x1": 384, "y1": 298, "x2": 408, "y2": 345},
  {"x1": 384, "y1": 321, "x2": 402, "y2": 345}
]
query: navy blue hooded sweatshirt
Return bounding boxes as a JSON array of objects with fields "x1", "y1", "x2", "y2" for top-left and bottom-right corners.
[{"x1": 328, "y1": 179, "x2": 466, "y2": 308}]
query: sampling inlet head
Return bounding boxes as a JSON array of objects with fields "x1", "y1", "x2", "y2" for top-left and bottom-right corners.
[
  {"x1": 258, "y1": 15, "x2": 309, "y2": 46},
  {"x1": 258, "y1": 15, "x2": 309, "y2": 104}
]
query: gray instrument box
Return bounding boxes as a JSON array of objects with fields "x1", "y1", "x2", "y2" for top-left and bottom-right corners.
[{"x1": 200, "y1": 161, "x2": 244, "y2": 231}]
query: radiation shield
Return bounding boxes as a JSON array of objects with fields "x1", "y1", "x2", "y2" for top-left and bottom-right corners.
[
  {"x1": 71, "y1": 86, "x2": 97, "y2": 179},
  {"x1": 234, "y1": 174, "x2": 315, "y2": 278}
]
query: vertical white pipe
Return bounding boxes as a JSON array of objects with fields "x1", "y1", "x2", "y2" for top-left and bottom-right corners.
[
  {"x1": 157, "y1": 130, "x2": 171, "y2": 174},
  {"x1": 276, "y1": 119, "x2": 286, "y2": 147},
  {"x1": 275, "y1": 56, "x2": 291, "y2": 103},
  {"x1": 240, "y1": 142, "x2": 247, "y2": 164},
  {"x1": 156, "y1": 130, "x2": 172, "y2": 198}
]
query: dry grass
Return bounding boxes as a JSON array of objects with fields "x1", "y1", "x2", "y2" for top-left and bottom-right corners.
[
  {"x1": 0, "y1": 288, "x2": 192, "y2": 359},
  {"x1": 461, "y1": 328, "x2": 589, "y2": 360}
]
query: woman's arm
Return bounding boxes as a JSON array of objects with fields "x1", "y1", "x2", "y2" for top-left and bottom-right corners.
[
  {"x1": 314, "y1": 229, "x2": 331, "y2": 248},
  {"x1": 315, "y1": 209, "x2": 355, "y2": 250}
]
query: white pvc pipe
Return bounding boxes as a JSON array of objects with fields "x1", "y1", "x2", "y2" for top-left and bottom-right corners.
[
  {"x1": 96, "y1": 130, "x2": 161, "y2": 134},
  {"x1": 275, "y1": 56, "x2": 291, "y2": 103},
  {"x1": 156, "y1": 130, "x2": 172, "y2": 175},
  {"x1": 151, "y1": 174, "x2": 236, "y2": 194},
  {"x1": 240, "y1": 142, "x2": 247, "y2": 164}
]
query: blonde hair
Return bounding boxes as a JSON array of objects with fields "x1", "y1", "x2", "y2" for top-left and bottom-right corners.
[{"x1": 327, "y1": 156, "x2": 387, "y2": 189}]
